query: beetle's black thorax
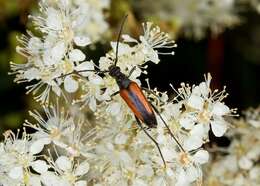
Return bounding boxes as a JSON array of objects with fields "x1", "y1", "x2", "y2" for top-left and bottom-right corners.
[{"x1": 108, "y1": 65, "x2": 131, "y2": 89}]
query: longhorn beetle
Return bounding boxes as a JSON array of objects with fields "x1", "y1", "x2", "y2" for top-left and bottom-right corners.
[{"x1": 64, "y1": 15, "x2": 185, "y2": 167}]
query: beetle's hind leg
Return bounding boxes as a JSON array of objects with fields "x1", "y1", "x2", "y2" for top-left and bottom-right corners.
[
  {"x1": 135, "y1": 116, "x2": 166, "y2": 167},
  {"x1": 150, "y1": 103, "x2": 185, "y2": 152}
]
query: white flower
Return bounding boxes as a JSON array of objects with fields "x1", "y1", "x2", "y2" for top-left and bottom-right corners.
[
  {"x1": 25, "y1": 105, "x2": 75, "y2": 150},
  {"x1": 0, "y1": 130, "x2": 48, "y2": 184},
  {"x1": 204, "y1": 108, "x2": 260, "y2": 186},
  {"x1": 173, "y1": 73, "x2": 234, "y2": 139},
  {"x1": 10, "y1": 0, "x2": 109, "y2": 104},
  {"x1": 44, "y1": 156, "x2": 90, "y2": 185},
  {"x1": 123, "y1": 22, "x2": 177, "y2": 64}
]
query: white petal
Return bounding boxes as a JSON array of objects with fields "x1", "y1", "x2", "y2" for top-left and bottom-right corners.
[
  {"x1": 114, "y1": 133, "x2": 128, "y2": 145},
  {"x1": 29, "y1": 175, "x2": 42, "y2": 186},
  {"x1": 179, "y1": 115, "x2": 195, "y2": 129},
  {"x1": 8, "y1": 166, "x2": 23, "y2": 180},
  {"x1": 51, "y1": 41, "x2": 66, "y2": 62},
  {"x1": 119, "y1": 151, "x2": 133, "y2": 168},
  {"x1": 55, "y1": 156, "x2": 72, "y2": 171},
  {"x1": 192, "y1": 150, "x2": 209, "y2": 164},
  {"x1": 30, "y1": 138, "x2": 51, "y2": 154},
  {"x1": 161, "y1": 147, "x2": 176, "y2": 161},
  {"x1": 69, "y1": 49, "x2": 86, "y2": 62},
  {"x1": 166, "y1": 167, "x2": 174, "y2": 177},
  {"x1": 89, "y1": 74, "x2": 104, "y2": 85},
  {"x1": 190, "y1": 123, "x2": 206, "y2": 138},
  {"x1": 211, "y1": 120, "x2": 227, "y2": 137},
  {"x1": 75, "y1": 181, "x2": 87, "y2": 186},
  {"x1": 31, "y1": 160, "x2": 48, "y2": 174},
  {"x1": 133, "y1": 179, "x2": 148, "y2": 186},
  {"x1": 238, "y1": 156, "x2": 253, "y2": 170},
  {"x1": 212, "y1": 102, "x2": 230, "y2": 116},
  {"x1": 75, "y1": 161, "x2": 90, "y2": 176},
  {"x1": 64, "y1": 76, "x2": 79, "y2": 93},
  {"x1": 41, "y1": 172, "x2": 62, "y2": 186},
  {"x1": 186, "y1": 165, "x2": 199, "y2": 182},
  {"x1": 75, "y1": 61, "x2": 94, "y2": 76},
  {"x1": 152, "y1": 177, "x2": 167, "y2": 186},
  {"x1": 54, "y1": 141, "x2": 68, "y2": 152},
  {"x1": 106, "y1": 102, "x2": 121, "y2": 116},
  {"x1": 137, "y1": 165, "x2": 154, "y2": 178},
  {"x1": 27, "y1": 37, "x2": 42, "y2": 54},
  {"x1": 111, "y1": 42, "x2": 132, "y2": 56},
  {"x1": 198, "y1": 82, "x2": 209, "y2": 97},
  {"x1": 187, "y1": 94, "x2": 204, "y2": 110},
  {"x1": 60, "y1": 0, "x2": 70, "y2": 8},
  {"x1": 52, "y1": 85, "x2": 61, "y2": 96},
  {"x1": 74, "y1": 36, "x2": 91, "y2": 47},
  {"x1": 249, "y1": 167, "x2": 260, "y2": 180},
  {"x1": 46, "y1": 8, "x2": 62, "y2": 30},
  {"x1": 184, "y1": 135, "x2": 203, "y2": 151},
  {"x1": 175, "y1": 169, "x2": 189, "y2": 186},
  {"x1": 122, "y1": 34, "x2": 138, "y2": 43},
  {"x1": 24, "y1": 68, "x2": 40, "y2": 80},
  {"x1": 89, "y1": 97, "x2": 97, "y2": 111},
  {"x1": 145, "y1": 48, "x2": 159, "y2": 64}
]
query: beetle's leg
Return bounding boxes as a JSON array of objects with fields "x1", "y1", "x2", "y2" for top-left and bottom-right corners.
[
  {"x1": 104, "y1": 91, "x2": 119, "y2": 102},
  {"x1": 57, "y1": 69, "x2": 108, "y2": 79},
  {"x1": 111, "y1": 91, "x2": 119, "y2": 98},
  {"x1": 150, "y1": 103, "x2": 185, "y2": 152},
  {"x1": 128, "y1": 66, "x2": 137, "y2": 78},
  {"x1": 135, "y1": 116, "x2": 166, "y2": 167},
  {"x1": 57, "y1": 70, "x2": 96, "y2": 79}
]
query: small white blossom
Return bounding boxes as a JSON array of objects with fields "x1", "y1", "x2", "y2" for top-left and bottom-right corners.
[
  {"x1": 0, "y1": 130, "x2": 48, "y2": 185},
  {"x1": 10, "y1": 0, "x2": 109, "y2": 104},
  {"x1": 204, "y1": 108, "x2": 260, "y2": 186}
]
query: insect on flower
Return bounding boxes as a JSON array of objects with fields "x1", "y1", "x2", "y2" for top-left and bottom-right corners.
[{"x1": 61, "y1": 15, "x2": 185, "y2": 167}]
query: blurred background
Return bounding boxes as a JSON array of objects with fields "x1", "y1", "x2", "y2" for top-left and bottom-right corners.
[{"x1": 0, "y1": 0, "x2": 259, "y2": 135}]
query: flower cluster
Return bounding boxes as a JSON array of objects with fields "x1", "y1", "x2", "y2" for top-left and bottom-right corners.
[
  {"x1": 0, "y1": 104, "x2": 92, "y2": 186},
  {"x1": 2, "y1": 0, "x2": 243, "y2": 185},
  {"x1": 10, "y1": 0, "x2": 109, "y2": 103},
  {"x1": 204, "y1": 106, "x2": 260, "y2": 186},
  {"x1": 1, "y1": 75, "x2": 234, "y2": 186},
  {"x1": 78, "y1": 21, "x2": 177, "y2": 111},
  {"x1": 132, "y1": 0, "x2": 240, "y2": 39}
]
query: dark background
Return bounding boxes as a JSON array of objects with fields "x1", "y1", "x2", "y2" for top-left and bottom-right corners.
[{"x1": 0, "y1": 1, "x2": 259, "y2": 135}]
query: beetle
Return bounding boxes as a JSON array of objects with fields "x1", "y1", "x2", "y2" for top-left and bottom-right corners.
[{"x1": 64, "y1": 15, "x2": 184, "y2": 167}]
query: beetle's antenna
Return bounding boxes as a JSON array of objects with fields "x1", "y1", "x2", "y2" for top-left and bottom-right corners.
[{"x1": 115, "y1": 14, "x2": 128, "y2": 66}]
